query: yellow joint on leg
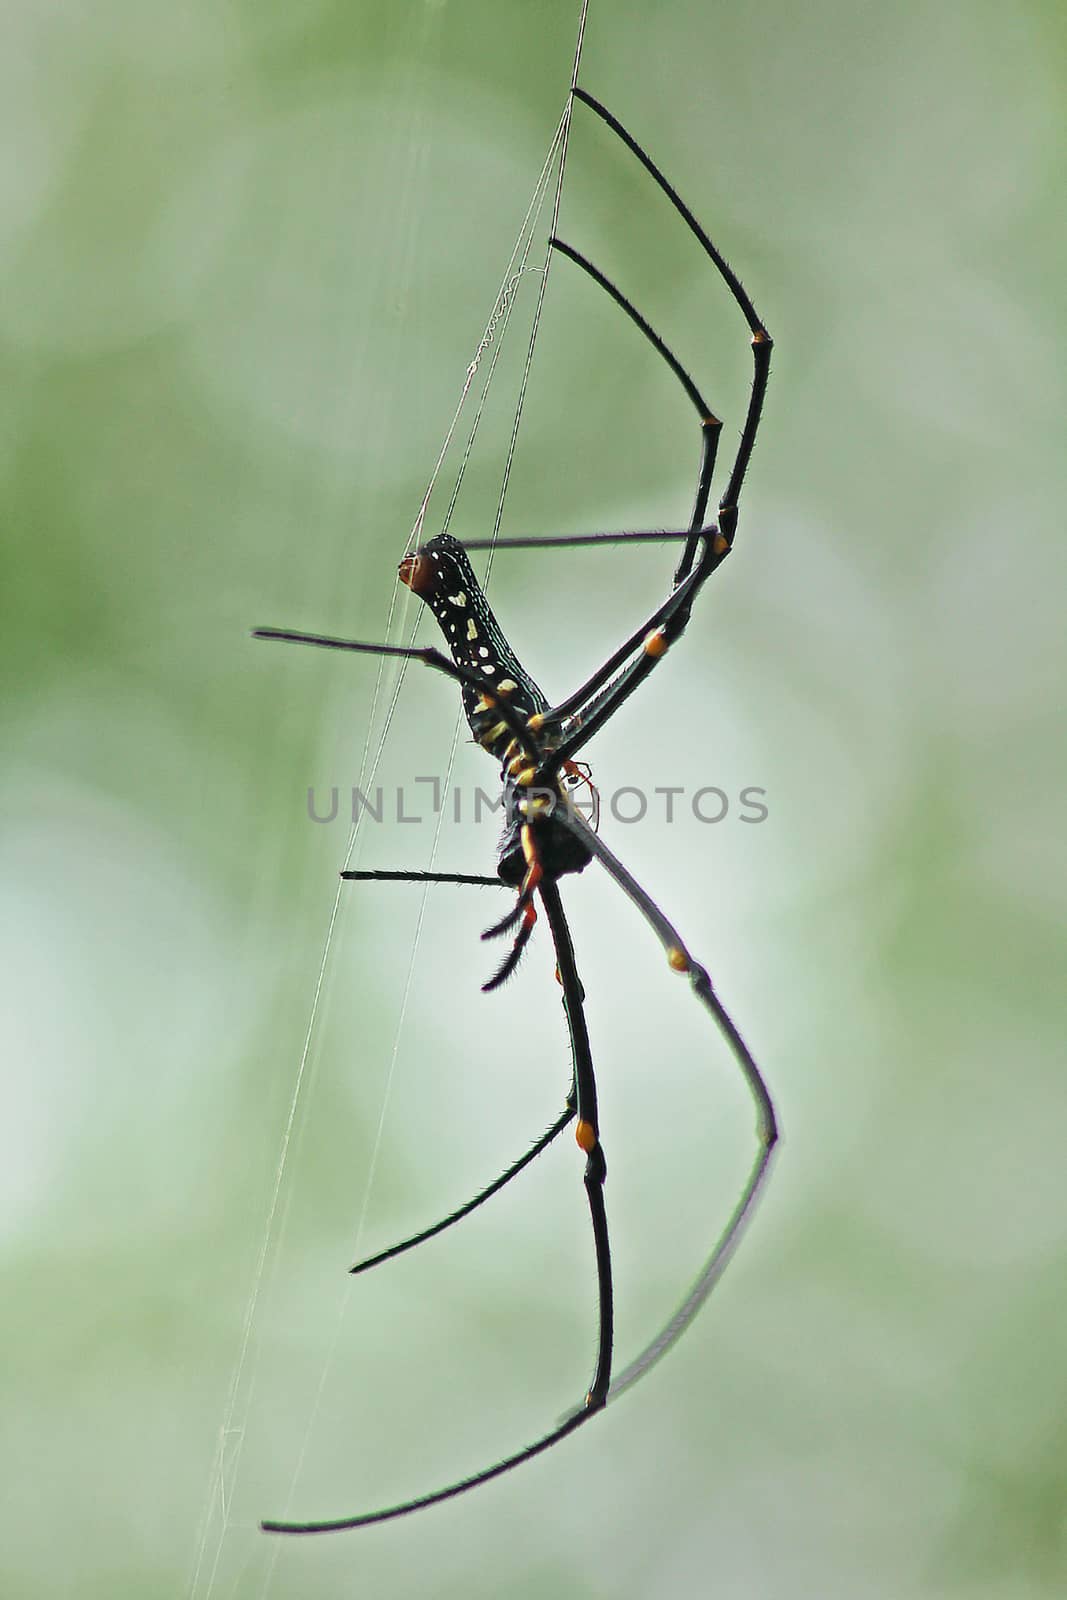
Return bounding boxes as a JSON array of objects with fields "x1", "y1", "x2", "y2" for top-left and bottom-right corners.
[
  {"x1": 643, "y1": 628, "x2": 669, "y2": 660},
  {"x1": 520, "y1": 824, "x2": 537, "y2": 868},
  {"x1": 712, "y1": 530, "x2": 730, "y2": 556},
  {"x1": 575, "y1": 1119, "x2": 597, "y2": 1154},
  {"x1": 474, "y1": 695, "x2": 496, "y2": 715},
  {"x1": 526, "y1": 711, "x2": 546, "y2": 733},
  {"x1": 485, "y1": 720, "x2": 510, "y2": 742},
  {"x1": 667, "y1": 946, "x2": 690, "y2": 973}
]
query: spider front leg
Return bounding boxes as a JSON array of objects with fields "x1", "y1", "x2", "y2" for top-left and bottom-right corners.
[
  {"x1": 549, "y1": 235, "x2": 722, "y2": 589},
  {"x1": 568, "y1": 88, "x2": 773, "y2": 556},
  {"x1": 468, "y1": 93, "x2": 775, "y2": 770},
  {"x1": 465, "y1": 91, "x2": 774, "y2": 629}
]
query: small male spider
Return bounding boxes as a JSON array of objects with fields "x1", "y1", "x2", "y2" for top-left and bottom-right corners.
[{"x1": 255, "y1": 86, "x2": 777, "y2": 1534}]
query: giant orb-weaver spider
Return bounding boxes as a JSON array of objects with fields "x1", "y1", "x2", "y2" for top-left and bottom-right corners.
[{"x1": 254, "y1": 85, "x2": 777, "y2": 1534}]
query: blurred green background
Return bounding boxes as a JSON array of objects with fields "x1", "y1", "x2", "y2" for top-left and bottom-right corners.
[{"x1": 4, "y1": 1, "x2": 1065, "y2": 1596}]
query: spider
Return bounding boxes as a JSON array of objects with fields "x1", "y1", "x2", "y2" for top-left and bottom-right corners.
[{"x1": 254, "y1": 86, "x2": 777, "y2": 1534}]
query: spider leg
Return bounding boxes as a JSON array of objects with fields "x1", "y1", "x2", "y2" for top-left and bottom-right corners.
[
  {"x1": 461, "y1": 529, "x2": 694, "y2": 551},
  {"x1": 552, "y1": 805, "x2": 778, "y2": 1402},
  {"x1": 340, "y1": 867, "x2": 576, "y2": 1275},
  {"x1": 261, "y1": 879, "x2": 613, "y2": 1534},
  {"x1": 458, "y1": 524, "x2": 726, "y2": 766},
  {"x1": 350, "y1": 1102, "x2": 575, "y2": 1276},
  {"x1": 530, "y1": 525, "x2": 728, "y2": 777},
  {"x1": 481, "y1": 905, "x2": 537, "y2": 992},
  {"x1": 571, "y1": 87, "x2": 773, "y2": 561},
  {"x1": 476, "y1": 126, "x2": 769, "y2": 757},
  {"x1": 539, "y1": 875, "x2": 612, "y2": 1409},
  {"x1": 342, "y1": 869, "x2": 500, "y2": 888},
  {"x1": 252, "y1": 629, "x2": 536, "y2": 758},
  {"x1": 550, "y1": 235, "x2": 720, "y2": 587},
  {"x1": 349, "y1": 864, "x2": 546, "y2": 988}
]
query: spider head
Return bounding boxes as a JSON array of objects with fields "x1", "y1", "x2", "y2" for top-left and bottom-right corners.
[
  {"x1": 397, "y1": 550, "x2": 434, "y2": 594},
  {"x1": 396, "y1": 534, "x2": 470, "y2": 598}
]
